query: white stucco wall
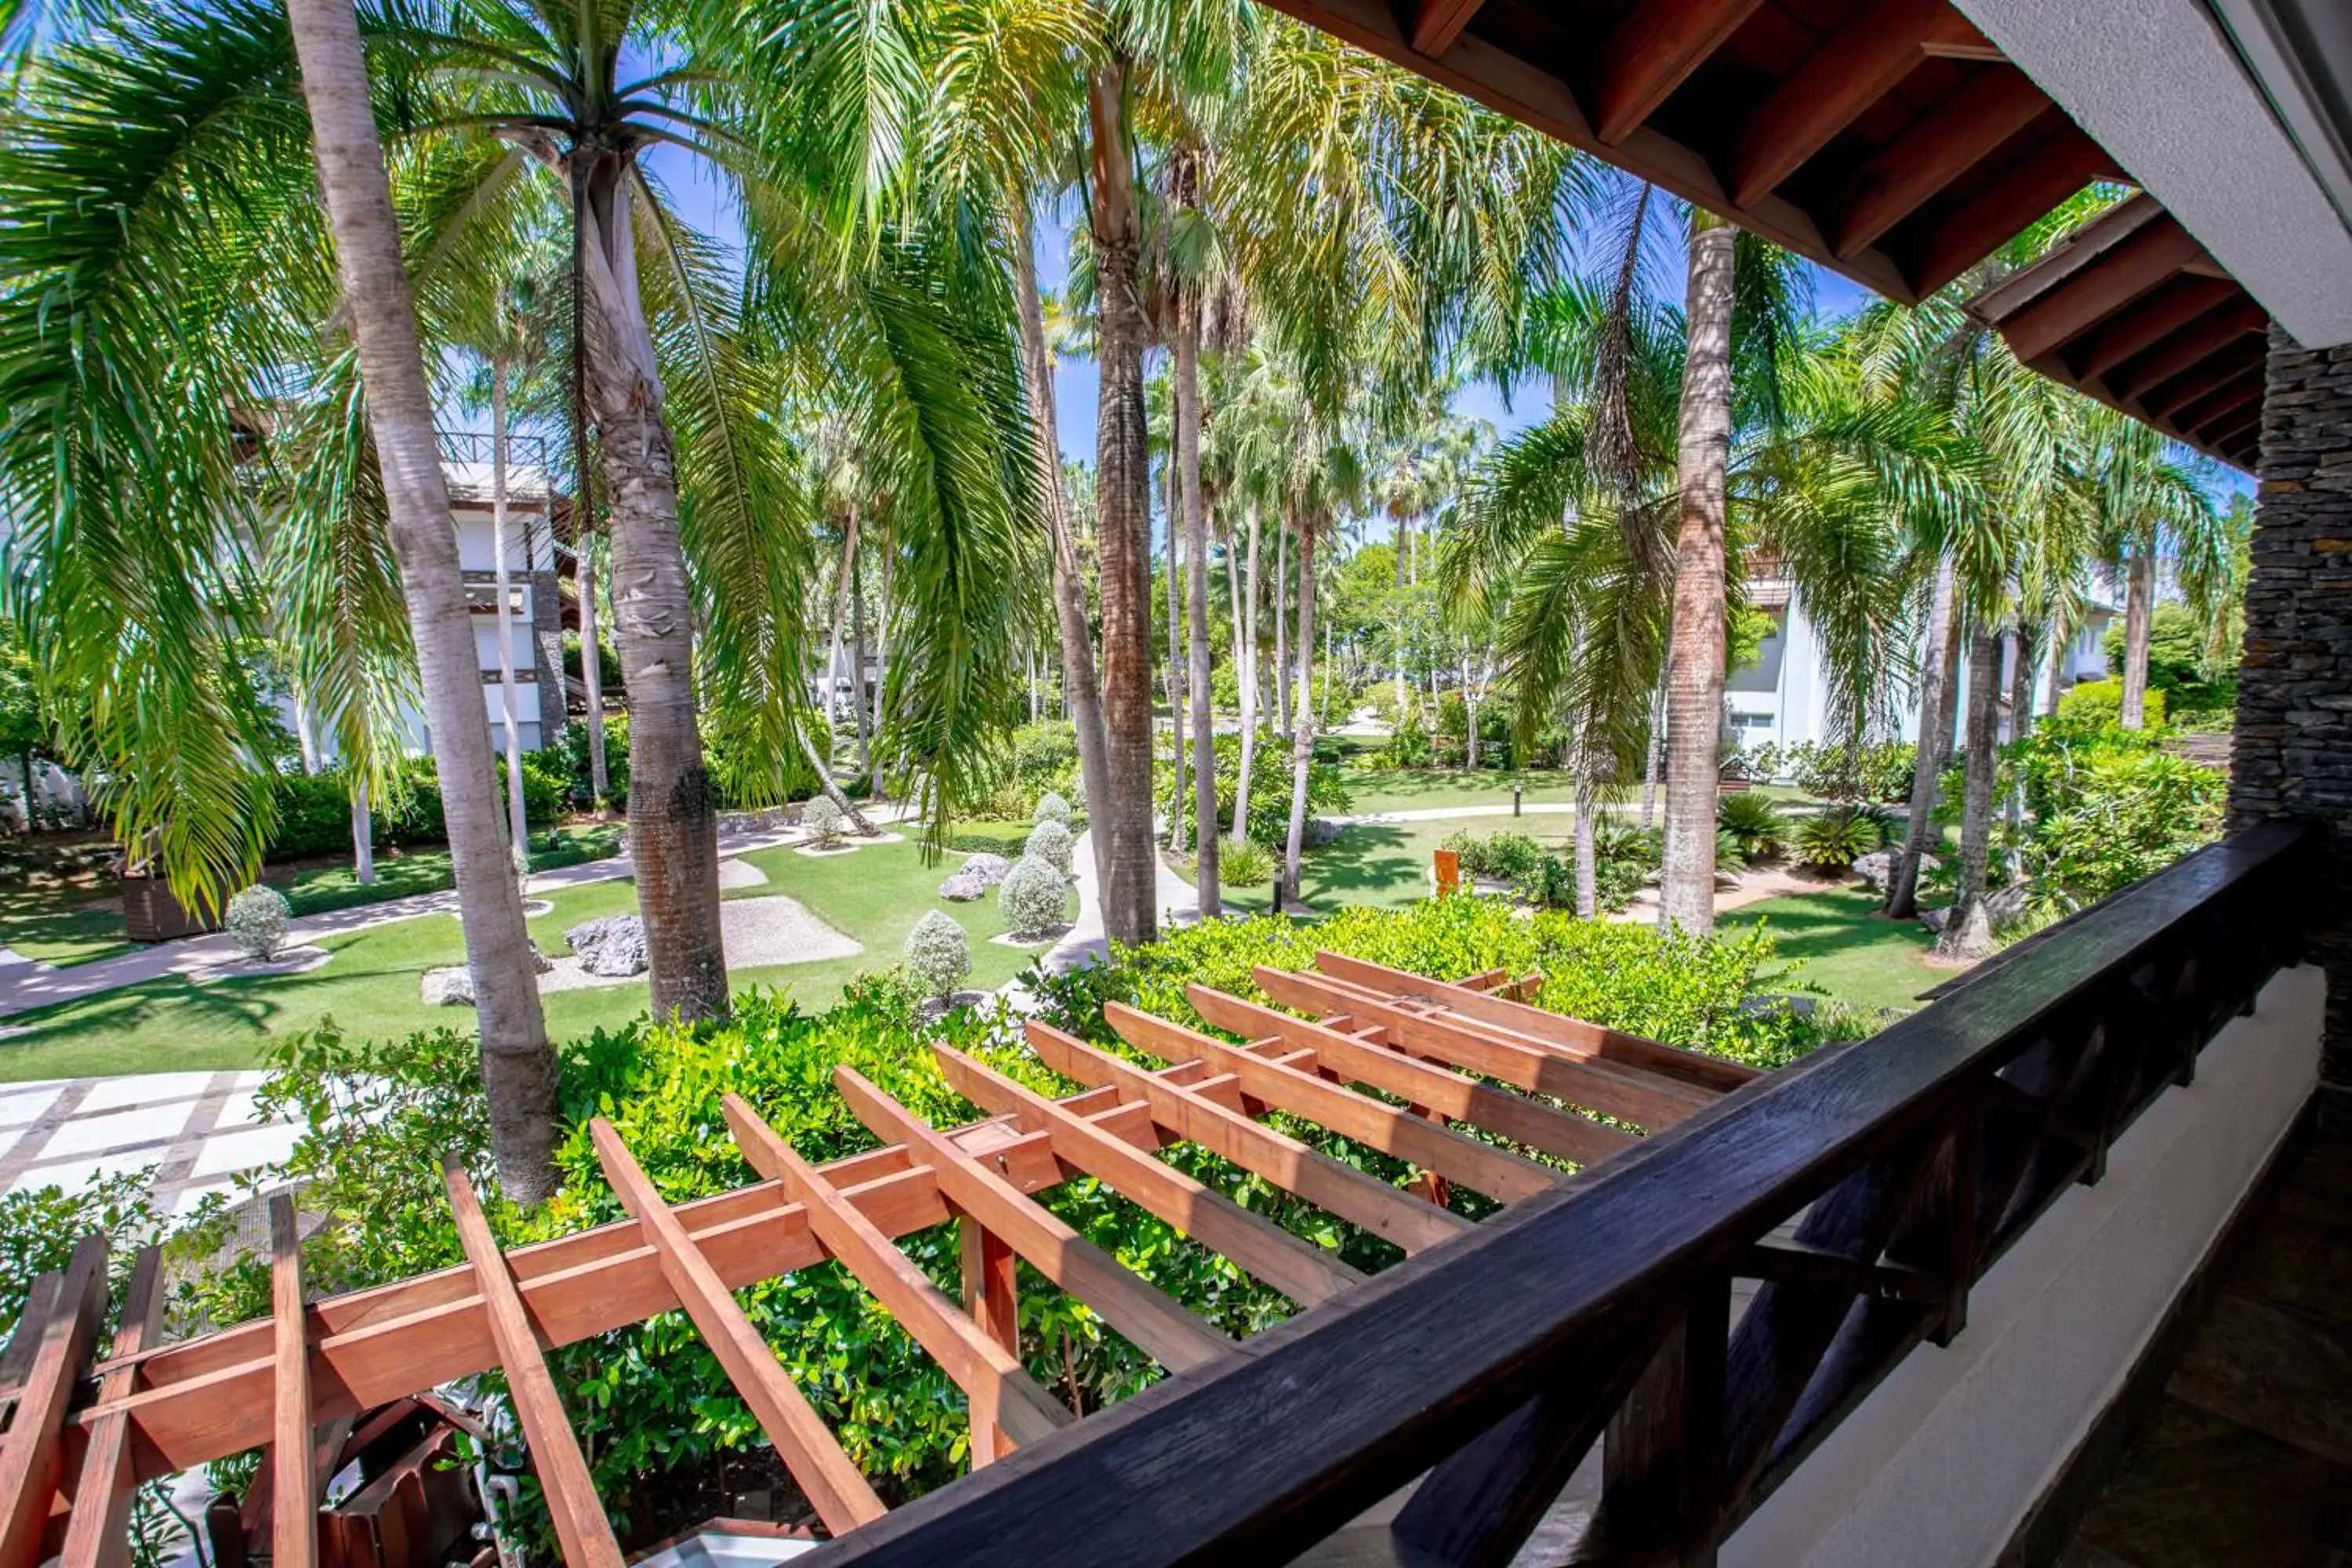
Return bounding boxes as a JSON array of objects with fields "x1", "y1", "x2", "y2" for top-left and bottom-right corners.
[{"x1": 1724, "y1": 963, "x2": 2325, "y2": 1568}]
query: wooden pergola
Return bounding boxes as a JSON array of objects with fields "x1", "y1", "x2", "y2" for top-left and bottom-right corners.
[
  {"x1": 1272, "y1": 0, "x2": 2271, "y2": 469},
  {"x1": 0, "y1": 956, "x2": 1753, "y2": 1564}
]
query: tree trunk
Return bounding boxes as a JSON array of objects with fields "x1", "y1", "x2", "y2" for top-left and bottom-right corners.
[
  {"x1": 1014, "y1": 199, "x2": 1108, "y2": 880},
  {"x1": 1936, "y1": 630, "x2": 2002, "y2": 964},
  {"x1": 1461, "y1": 642, "x2": 1479, "y2": 770},
  {"x1": 1178, "y1": 291, "x2": 1218, "y2": 913},
  {"x1": 2119, "y1": 547, "x2": 2156, "y2": 730},
  {"x1": 1163, "y1": 463, "x2": 1188, "y2": 855},
  {"x1": 1087, "y1": 66, "x2": 1157, "y2": 946},
  {"x1": 349, "y1": 781, "x2": 376, "y2": 884},
  {"x1": 2005, "y1": 622, "x2": 2034, "y2": 854},
  {"x1": 821, "y1": 504, "x2": 860, "y2": 734},
  {"x1": 1233, "y1": 505, "x2": 1261, "y2": 843},
  {"x1": 1886, "y1": 554, "x2": 1958, "y2": 920},
  {"x1": 2042, "y1": 608, "x2": 2071, "y2": 718},
  {"x1": 1275, "y1": 521, "x2": 1291, "y2": 737},
  {"x1": 287, "y1": 0, "x2": 556, "y2": 1200},
  {"x1": 17, "y1": 749, "x2": 34, "y2": 836},
  {"x1": 576, "y1": 524, "x2": 610, "y2": 809},
  {"x1": 292, "y1": 690, "x2": 321, "y2": 775},
  {"x1": 574, "y1": 152, "x2": 726, "y2": 1021},
  {"x1": 1641, "y1": 607, "x2": 1672, "y2": 830},
  {"x1": 851, "y1": 558, "x2": 873, "y2": 781},
  {"x1": 1281, "y1": 517, "x2": 1319, "y2": 906},
  {"x1": 1658, "y1": 218, "x2": 1734, "y2": 937},
  {"x1": 490, "y1": 358, "x2": 531, "y2": 864},
  {"x1": 869, "y1": 525, "x2": 891, "y2": 801}
]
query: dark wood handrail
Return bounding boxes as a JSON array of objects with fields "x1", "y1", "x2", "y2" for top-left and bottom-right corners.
[{"x1": 806, "y1": 820, "x2": 2310, "y2": 1566}]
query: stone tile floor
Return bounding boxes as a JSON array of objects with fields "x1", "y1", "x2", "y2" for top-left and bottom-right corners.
[
  {"x1": 0, "y1": 1069, "x2": 299, "y2": 1211},
  {"x1": 2063, "y1": 1134, "x2": 2352, "y2": 1567}
]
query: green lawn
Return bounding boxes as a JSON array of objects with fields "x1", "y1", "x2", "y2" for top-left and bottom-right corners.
[
  {"x1": 0, "y1": 880, "x2": 139, "y2": 968},
  {"x1": 1179, "y1": 811, "x2": 1550, "y2": 915},
  {"x1": 280, "y1": 822, "x2": 627, "y2": 916},
  {"x1": 1335, "y1": 768, "x2": 1579, "y2": 815},
  {"x1": 1737, "y1": 885, "x2": 1942, "y2": 1016},
  {"x1": 0, "y1": 837, "x2": 1057, "y2": 1083}
]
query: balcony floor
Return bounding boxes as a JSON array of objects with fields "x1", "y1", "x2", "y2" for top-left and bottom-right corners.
[{"x1": 2063, "y1": 1132, "x2": 2352, "y2": 1567}]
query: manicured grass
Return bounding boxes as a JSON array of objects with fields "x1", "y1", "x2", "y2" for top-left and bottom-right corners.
[
  {"x1": 0, "y1": 880, "x2": 139, "y2": 968},
  {"x1": 1737, "y1": 884, "x2": 1942, "y2": 1017},
  {"x1": 280, "y1": 822, "x2": 627, "y2": 916},
  {"x1": 0, "y1": 837, "x2": 1056, "y2": 1083},
  {"x1": 1336, "y1": 768, "x2": 1579, "y2": 815},
  {"x1": 1179, "y1": 811, "x2": 1553, "y2": 916}
]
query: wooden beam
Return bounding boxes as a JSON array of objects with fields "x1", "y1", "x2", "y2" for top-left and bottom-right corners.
[
  {"x1": 957, "y1": 1219, "x2": 1021, "y2": 1465},
  {"x1": 1406, "y1": 0, "x2": 1484, "y2": 58},
  {"x1": 1256, "y1": 967, "x2": 1716, "y2": 1129},
  {"x1": 590, "y1": 1118, "x2": 887, "y2": 1537},
  {"x1": 1185, "y1": 985, "x2": 1637, "y2": 1167},
  {"x1": 1727, "y1": 0, "x2": 1953, "y2": 210},
  {"x1": 1590, "y1": 0, "x2": 1767, "y2": 146},
  {"x1": 1026, "y1": 1022, "x2": 1471, "y2": 1254},
  {"x1": 1310, "y1": 952, "x2": 1757, "y2": 1091},
  {"x1": 1829, "y1": 65, "x2": 2047, "y2": 257},
  {"x1": 0, "y1": 1233, "x2": 107, "y2": 1568},
  {"x1": 2071, "y1": 278, "x2": 2243, "y2": 380},
  {"x1": 833, "y1": 1068, "x2": 1235, "y2": 1374},
  {"x1": 61, "y1": 1247, "x2": 165, "y2": 1568},
  {"x1": 1998, "y1": 219, "x2": 2209, "y2": 365},
  {"x1": 721, "y1": 1094, "x2": 1073, "y2": 1454},
  {"x1": 2133, "y1": 339, "x2": 2268, "y2": 421},
  {"x1": 2173, "y1": 377, "x2": 2265, "y2": 437},
  {"x1": 441, "y1": 1162, "x2": 625, "y2": 1568},
  {"x1": 2109, "y1": 301, "x2": 2270, "y2": 406},
  {"x1": 1904, "y1": 125, "x2": 2112, "y2": 298},
  {"x1": 932, "y1": 1045, "x2": 1363, "y2": 1308},
  {"x1": 1105, "y1": 1003, "x2": 1562, "y2": 1204},
  {"x1": 269, "y1": 1196, "x2": 316, "y2": 1568}
]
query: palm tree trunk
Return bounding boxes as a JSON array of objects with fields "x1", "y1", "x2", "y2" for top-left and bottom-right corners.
[
  {"x1": 822, "y1": 504, "x2": 860, "y2": 731},
  {"x1": 869, "y1": 525, "x2": 891, "y2": 800},
  {"x1": 1936, "y1": 630, "x2": 2002, "y2": 963},
  {"x1": 1164, "y1": 460, "x2": 1189, "y2": 855},
  {"x1": 851, "y1": 562, "x2": 873, "y2": 781},
  {"x1": 2005, "y1": 622, "x2": 2034, "y2": 850},
  {"x1": 1234, "y1": 505, "x2": 1261, "y2": 842},
  {"x1": 1178, "y1": 292, "x2": 1218, "y2": 913},
  {"x1": 576, "y1": 523, "x2": 610, "y2": 810},
  {"x1": 491, "y1": 358, "x2": 530, "y2": 864},
  {"x1": 1886, "y1": 554, "x2": 1958, "y2": 919},
  {"x1": 1014, "y1": 200, "x2": 1106, "y2": 877},
  {"x1": 1275, "y1": 521, "x2": 1291, "y2": 737},
  {"x1": 2042, "y1": 608, "x2": 2072, "y2": 718},
  {"x1": 1087, "y1": 65, "x2": 1157, "y2": 946},
  {"x1": 1642, "y1": 614, "x2": 1671, "y2": 829},
  {"x1": 574, "y1": 154, "x2": 725, "y2": 1020},
  {"x1": 1461, "y1": 642, "x2": 1479, "y2": 770},
  {"x1": 292, "y1": 690, "x2": 321, "y2": 775},
  {"x1": 1282, "y1": 517, "x2": 1319, "y2": 905},
  {"x1": 349, "y1": 781, "x2": 376, "y2": 884},
  {"x1": 1659, "y1": 217, "x2": 1734, "y2": 937},
  {"x1": 2119, "y1": 547, "x2": 2156, "y2": 730},
  {"x1": 287, "y1": 0, "x2": 555, "y2": 1201}
]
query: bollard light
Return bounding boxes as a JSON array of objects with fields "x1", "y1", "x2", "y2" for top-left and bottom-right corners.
[{"x1": 1513, "y1": 784, "x2": 1523, "y2": 818}]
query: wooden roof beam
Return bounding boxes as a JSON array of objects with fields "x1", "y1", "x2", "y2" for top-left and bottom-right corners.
[
  {"x1": 721, "y1": 1094, "x2": 1075, "y2": 1454},
  {"x1": 931, "y1": 1045, "x2": 1364, "y2": 1308},
  {"x1": 833, "y1": 1067, "x2": 1236, "y2": 1374},
  {"x1": 1104, "y1": 1002, "x2": 1562, "y2": 1204},
  {"x1": 1904, "y1": 125, "x2": 2113, "y2": 299},
  {"x1": 1185, "y1": 984, "x2": 1636, "y2": 1167},
  {"x1": 2172, "y1": 378, "x2": 2265, "y2": 437},
  {"x1": 590, "y1": 1118, "x2": 887, "y2": 1537},
  {"x1": 1728, "y1": 0, "x2": 1963, "y2": 210},
  {"x1": 1590, "y1": 0, "x2": 1767, "y2": 146},
  {"x1": 1405, "y1": 0, "x2": 1485, "y2": 58},
  {"x1": 2108, "y1": 302, "x2": 2271, "y2": 405},
  {"x1": 1025, "y1": 1021, "x2": 1472, "y2": 1254},
  {"x1": 1998, "y1": 217, "x2": 2209, "y2": 365},
  {"x1": 2071, "y1": 278, "x2": 2242, "y2": 380},
  {"x1": 1829, "y1": 66, "x2": 2047, "y2": 259},
  {"x1": 2130, "y1": 339, "x2": 2268, "y2": 422}
]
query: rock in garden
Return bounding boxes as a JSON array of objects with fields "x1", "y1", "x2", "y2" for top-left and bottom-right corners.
[
  {"x1": 1985, "y1": 883, "x2": 2033, "y2": 932},
  {"x1": 938, "y1": 869, "x2": 990, "y2": 902},
  {"x1": 1851, "y1": 848, "x2": 1936, "y2": 891},
  {"x1": 1305, "y1": 818, "x2": 1343, "y2": 849},
  {"x1": 421, "y1": 967, "x2": 474, "y2": 1007},
  {"x1": 1921, "y1": 904, "x2": 1951, "y2": 933},
  {"x1": 565, "y1": 914, "x2": 649, "y2": 978},
  {"x1": 528, "y1": 942, "x2": 554, "y2": 975},
  {"x1": 964, "y1": 852, "x2": 1012, "y2": 887}
]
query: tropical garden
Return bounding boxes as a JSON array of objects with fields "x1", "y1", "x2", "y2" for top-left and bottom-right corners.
[{"x1": 0, "y1": 0, "x2": 2250, "y2": 1555}]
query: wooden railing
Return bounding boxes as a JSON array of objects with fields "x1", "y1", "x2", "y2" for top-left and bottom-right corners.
[{"x1": 804, "y1": 820, "x2": 2311, "y2": 1567}]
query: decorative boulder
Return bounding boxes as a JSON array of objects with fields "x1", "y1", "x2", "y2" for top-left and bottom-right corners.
[
  {"x1": 1304, "y1": 818, "x2": 1344, "y2": 850},
  {"x1": 421, "y1": 967, "x2": 474, "y2": 1007},
  {"x1": 1923, "y1": 884, "x2": 2032, "y2": 938},
  {"x1": 964, "y1": 852, "x2": 1013, "y2": 887},
  {"x1": 1851, "y1": 848, "x2": 1936, "y2": 892},
  {"x1": 938, "y1": 868, "x2": 990, "y2": 902},
  {"x1": 565, "y1": 914, "x2": 648, "y2": 978},
  {"x1": 528, "y1": 942, "x2": 555, "y2": 975}
]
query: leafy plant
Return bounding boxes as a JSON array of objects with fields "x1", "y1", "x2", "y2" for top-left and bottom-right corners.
[
  {"x1": 1440, "y1": 829, "x2": 1545, "y2": 883},
  {"x1": 1160, "y1": 731, "x2": 1350, "y2": 846},
  {"x1": 1792, "y1": 807, "x2": 1886, "y2": 872},
  {"x1": 1000, "y1": 856, "x2": 1069, "y2": 938},
  {"x1": 802, "y1": 796, "x2": 846, "y2": 848},
  {"x1": 1374, "y1": 706, "x2": 1434, "y2": 769},
  {"x1": 1716, "y1": 793, "x2": 1788, "y2": 862},
  {"x1": 224, "y1": 885, "x2": 291, "y2": 961},
  {"x1": 1033, "y1": 791, "x2": 1073, "y2": 827},
  {"x1": 902, "y1": 910, "x2": 971, "y2": 999},
  {"x1": 1218, "y1": 837, "x2": 1273, "y2": 887},
  {"x1": 1025, "y1": 818, "x2": 1076, "y2": 879}
]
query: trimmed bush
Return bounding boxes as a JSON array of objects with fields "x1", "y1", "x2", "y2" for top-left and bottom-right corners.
[
  {"x1": 1441, "y1": 829, "x2": 1545, "y2": 884},
  {"x1": 902, "y1": 910, "x2": 971, "y2": 999},
  {"x1": 1000, "y1": 855, "x2": 1069, "y2": 938},
  {"x1": 802, "y1": 795, "x2": 845, "y2": 848},
  {"x1": 224, "y1": 885, "x2": 292, "y2": 962},
  {"x1": 267, "y1": 771, "x2": 358, "y2": 862},
  {"x1": 1025, "y1": 818, "x2": 1076, "y2": 878},
  {"x1": 1219, "y1": 837, "x2": 1273, "y2": 887},
  {"x1": 1033, "y1": 790, "x2": 1073, "y2": 826}
]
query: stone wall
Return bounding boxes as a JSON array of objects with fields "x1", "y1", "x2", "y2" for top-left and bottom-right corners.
[{"x1": 2227, "y1": 325, "x2": 2352, "y2": 1127}]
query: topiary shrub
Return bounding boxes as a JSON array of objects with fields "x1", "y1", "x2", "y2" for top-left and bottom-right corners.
[
  {"x1": 902, "y1": 909, "x2": 971, "y2": 999},
  {"x1": 802, "y1": 795, "x2": 845, "y2": 848},
  {"x1": 1033, "y1": 790, "x2": 1073, "y2": 826},
  {"x1": 1219, "y1": 837, "x2": 1272, "y2": 887},
  {"x1": 1441, "y1": 829, "x2": 1545, "y2": 883},
  {"x1": 1000, "y1": 855, "x2": 1069, "y2": 938},
  {"x1": 224, "y1": 885, "x2": 292, "y2": 962},
  {"x1": 1025, "y1": 818, "x2": 1075, "y2": 878}
]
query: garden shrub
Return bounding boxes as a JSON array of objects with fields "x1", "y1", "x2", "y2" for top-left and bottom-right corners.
[
  {"x1": 902, "y1": 910, "x2": 971, "y2": 999},
  {"x1": 1159, "y1": 731, "x2": 1350, "y2": 847},
  {"x1": 1218, "y1": 837, "x2": 1272, "y2": 887},
  {"x1": 1435, "y1": 693, "x2": 1509, "y2": 768},
  {"x1": 1792, "y1": 807, "x2": 1886, "y2": 872},
  {"x1": 2015, "y1": 709, "x2": 2223, "y2": 911},
  {"x1": 224, "y1": 885, "x2": 291, "y2": 961},
  {"x1": 266, "y1": 771, "x2": 359, "y2": 861},
  {"x1": 378, "y1": 751, "x2": 566, "y2": 848},
  {"x1": 1374, "y1": 706, "x2": 1435, "y2": 769},
  {"x1": 802, "y1": 795, "x2": 846, "y2": 848},
  {"x1": 1592, "y1": 819, "x2": 1661, "y2": 909},
  {"x1": 559, "y1": 715, "x2": 631, "y2": 809},
  {"x1": 1717, "y1": 793, "x2": 1788, "y2": 862},
  {"x1": 1440, "y1": 829, "x2": 1545, "y2": 884},
  {"x1": 1033, "y1": 791, "x2": 1072, "y2": 827},
  {"x1": 1000, "y1": 855, "x2": 1069, "y2": 937},
  {"x1": 2050, "y1": 677, "x2": 2164, "y2": 737},
  {"x1": 1512, "y1": 854, "x2": 1577, "y2": 910},
  {"x1": 1748, "y1": 739, "x2": 1915, "y2": 802},
  {"x1": 1025, "y1": 818, "x2": 1076, "y2": 878}
]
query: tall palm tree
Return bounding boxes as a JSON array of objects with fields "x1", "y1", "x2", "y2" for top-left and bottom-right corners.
[
  {"x1": 2078, "y1": 408, "x2": 2227, "y2": 730},
  {"x1": 283, "y1": 0, "x2": 557, "y2": 1197}
]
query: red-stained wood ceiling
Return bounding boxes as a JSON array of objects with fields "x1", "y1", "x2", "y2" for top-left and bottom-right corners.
[{"x1": 1269, "y1": 0, "x2": 2269, "y2": 468}]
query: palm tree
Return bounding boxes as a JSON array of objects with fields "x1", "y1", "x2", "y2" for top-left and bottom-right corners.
[
  {"x1": 283, "y1": 0, "x2": 557, "y2": 1198},
  {"x1": 2080, "y1": 409, "x2": 2227, "y2": 730}
]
